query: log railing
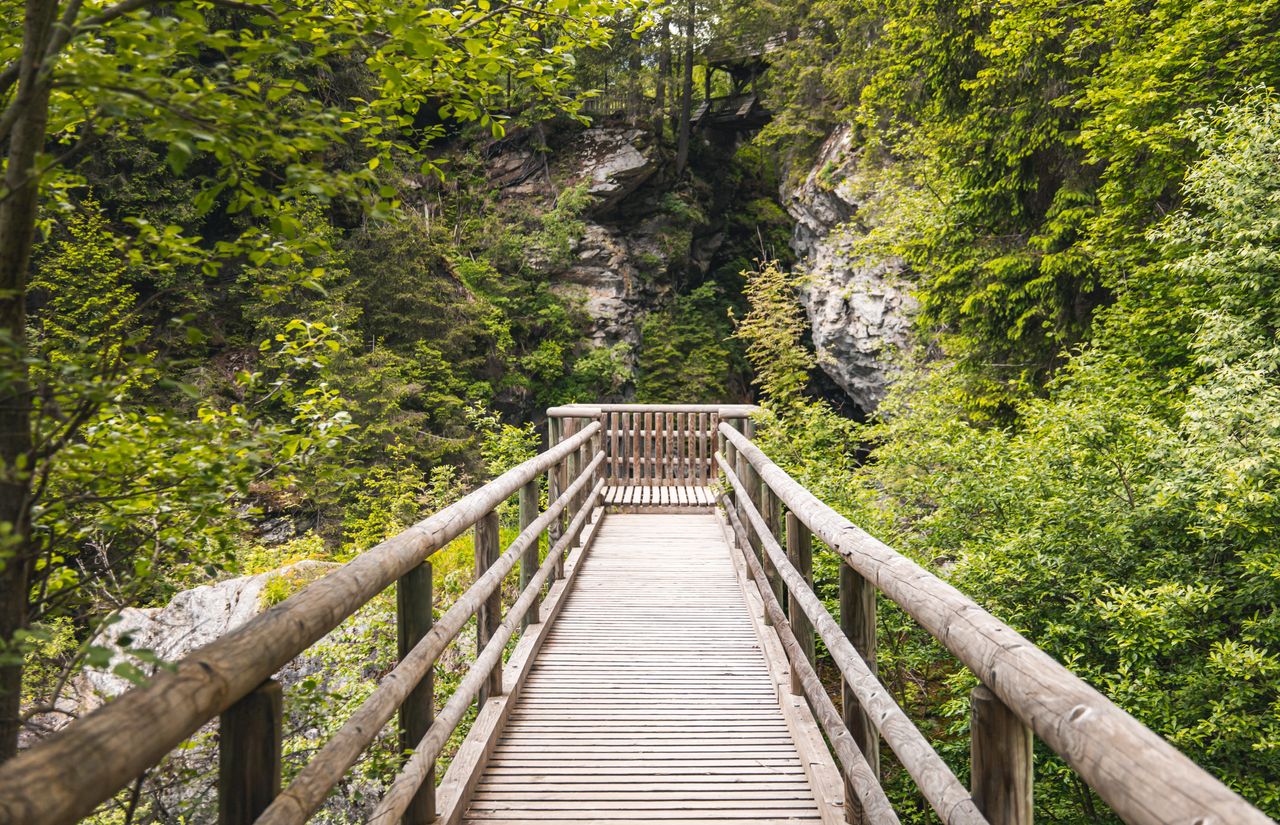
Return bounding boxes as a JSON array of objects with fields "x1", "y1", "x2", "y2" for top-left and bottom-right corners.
[
  {"x1": 0, "y1": 421, "x2": 607, "y2": 825},
  {"x1": 548, "y1": 403, "x2": 755, "y2": 487},
  {"x1": 715, "y1": 420, "x2": 1275, "y2": 825}
]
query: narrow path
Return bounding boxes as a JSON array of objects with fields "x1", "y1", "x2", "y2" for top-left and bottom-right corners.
[{"x1": 462, "y1": 513, "x2": 826, "y2": 824}]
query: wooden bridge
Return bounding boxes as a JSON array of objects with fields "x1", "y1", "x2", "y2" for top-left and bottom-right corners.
[{"x1": 0, "y1": 403, "x2": 1273, "y2": 825}]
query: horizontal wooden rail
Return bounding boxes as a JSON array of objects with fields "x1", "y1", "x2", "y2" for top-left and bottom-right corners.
[
  {"x1": 368, "y1": 479, "x2": 606, "y2": 825},
  {"x1": 717, "y1": 453, "x2": 987, "y2": 825},
  {"x1": 0, "y1": 423, "x2": 602, "y2": 825},
  {"x1": 256, "y1": 453, "x2": 606, "y2": 825},
  {"x1": 719, "y1": 497, "x2": 899, "y2": 825},
  {"x1": 546, "y1": 403, "x2": 758, "y2": 418},
  {"x1": 718, "y1": 422, "x2": 1275, "y2": 825}
]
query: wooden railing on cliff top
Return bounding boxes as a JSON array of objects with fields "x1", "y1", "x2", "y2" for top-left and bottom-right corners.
[{"x1": 0, "y1": 402, "x2": 1272, "y2": 825}]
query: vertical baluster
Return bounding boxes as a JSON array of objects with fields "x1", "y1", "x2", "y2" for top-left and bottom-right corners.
[
  {"x1": 519, "y1": 480, "x2": 540, "y2": 630},
  {"x1": 219, "y1": 679, "x2": 282, "y2": 825},
  {"x1": 670, "y1": 409, "x2": 680, "y2": 486},
  {"x1": 645, "y1": 411, "x2": 655, "y2": 485},
  {"x1": 683, "y1": 411, "x2": 693, "y2": 485},
  {"x1": 475, "y1": 511, "x2": 502, "y2": 705},
  {"x1": 559, "y1": 417, "x2": 577, "y2": 576},
  {"x1": 656, "y1": 411, "x2": 666, "y2": 486},
  {"x1": 971, "y1": 686, "x2": 1033, "y2": 825},
  {"x1": 397, "y1": 561, "x2": 435, "y2": 825},
  {"x1": 631, "y1": 411, "x2": 641, "y2": 485},
  {"x1": 785, "y1": 513, "x2": 813, "y2": 697},
  {"x1": 707, "y1": 412, "x2": 717, "y2": 484},
  {"x1": 762, "y1": 484, "x2": 783, "y2": 625},
  {"x1": 611, "y1": 411, "x2": 621, "y2": 484},
  {"x1": 840, "y1": 563, "x2": 879, "y2": 823},
  {"x1": 546, "y1": 416, "x2": 562, "y2": 585}
]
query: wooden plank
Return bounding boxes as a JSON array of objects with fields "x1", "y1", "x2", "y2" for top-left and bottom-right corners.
[
  {"x1": 718, "y1": 423, "x2": 1277, "y2": 825},
  {"x1": 970, "y1": 685, "x2": 1033, "y2": 825},
  {"x1": 397, "y1": 563, "x2": 435, "y2": 824},
  {"x1": 461, "y1": 514, "x2": 834, "y2": 825},
  {"x1": 435, "y1": 504, "x2": 604, "y2": 825},
  {"x1": 219, "y1": 679, "x2": 282, "y2": 825},
  {"x1": 718, "y1": 457, "x2": 980, "y2": 825},
  {"x1": 0, "y1": 424, "x2": 605, "y2": 825}
]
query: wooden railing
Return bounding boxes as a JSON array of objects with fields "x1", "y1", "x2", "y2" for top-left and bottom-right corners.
[
  {"x1": 714, "y1": 420, "x2": 1275, "y2": 825},
  {"x1": 0, "y1": 421, "x2": 607, "y2": 825},
  {"x1": 548, "y1": 403, "x2": 754, "y2": 487},
  {"x1": 1, "y1": 402, "x2": 1274, "y2": 825}
]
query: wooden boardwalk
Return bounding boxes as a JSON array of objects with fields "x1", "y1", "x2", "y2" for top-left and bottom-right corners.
[{"x1": 461, "y1": 513, "x2": 841, "y2": 824}]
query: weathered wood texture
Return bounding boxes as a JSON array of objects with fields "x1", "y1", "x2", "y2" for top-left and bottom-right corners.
[
  {"x1": 719, "y1": 423, "x2": 1275, "y2": 825},
  {"x1": 436, "y1": 510, "x2": 605, "y2": 825},
  {"x1": 460, "y1": 513, "x2": 839, "y2": 825},
  {"x1": 552, "y1": 404, "x2": 750, "y2": 489},
  {"x1": 786, "y1": 511, "x2": 814, "y2": 698},
  {"x1": 970, "y1": 686, "x2": 1032, "y2": 825},
  {"x1": 397, "y1": 562, "x2": 435, "y2": 825},
  {"x1": 720, "y1": 502, "x2": 898, "y2": 825},
  {"x1": 841, "y1": 557, "x2": 879, "y2": 825},
  {"x1": 368, "y1": 482, "x2": 606, "y2": 825},
  {"x1": 717, "y1": 452, "x2": 987, "y2": 825},
  {"x1": 218, "y1": 679, "x2": 282, "y2": 825},
  {"x1": 603, "y1": 484, "x2": 715, "y2": 509},
  {"x1": 475, "y1": 512, "x2": 502, "y2": 706},
  {"x1": 254, "y1": 459, "x2": 607, "y2": 825},
  {"x1": 0, "y1": 423, "x2": 602, "y2": 825}
]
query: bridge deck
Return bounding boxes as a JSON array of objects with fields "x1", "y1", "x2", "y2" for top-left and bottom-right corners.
[{"x1": 460, "y1": 513, "x2": 841, "y2": 824}]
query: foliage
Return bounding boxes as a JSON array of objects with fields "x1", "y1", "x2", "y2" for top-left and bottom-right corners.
[
  {"x1": 636, "y1": 284, "x2": 736, "y2": 402},
  {"x1": 732, "y1": 262, "x2": 813, "y2": 410},
  {"x1": 754, "y1": 93, "x2": 1280, "y2": 820}
]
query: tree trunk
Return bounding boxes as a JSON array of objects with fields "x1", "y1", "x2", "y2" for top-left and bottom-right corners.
[
  {"x1": 655, "y1": 17, "x2": 670, "y2": 137},
  {"x1": 674, "y1": 0, "x2": 695, "y2": 175},
  {"x1": 0, "y1": 0, "x2": 55, "y2": 764}
]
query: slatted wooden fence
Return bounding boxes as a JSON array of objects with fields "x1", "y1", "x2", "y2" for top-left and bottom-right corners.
[{"x1": 547, "y1": 404, "x2": 754, "y2": 487}]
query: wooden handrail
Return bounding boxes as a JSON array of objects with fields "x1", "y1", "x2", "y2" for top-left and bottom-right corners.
[
  {"x1": 368, "y1": 478, "x2": 605, "y2": 825},
  {"x1": 719, "y1": 497, "x2": 900, "y2": 825},
  {"x1": 0, "y1": 423, "x2": 602, "y2": 825},
  {"x1": 717, "y1": 452, "x2": 987, "y2": 825},
  {"x1": 255, "y1": 453, "x2": 606, "y2": 825},
  {"x1": 546, "y1": 403, "x2": 758, "y2": 418},
  {"x1": 718, "y1": 422, "x2": 1276, "y2": 825}
]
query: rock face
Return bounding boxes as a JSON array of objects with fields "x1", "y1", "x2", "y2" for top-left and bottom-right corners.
[
  {"x1": 488, "y1": 125, "x2": 683, "y2": 361},
  {"x1": 785, "y1": 125, "x2": 917, "y2": 414}
]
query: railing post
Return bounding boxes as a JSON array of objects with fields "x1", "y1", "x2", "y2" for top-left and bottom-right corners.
[
  {"x1": 593, "y1": 419, "x2": 605, "y2": 491},
  {"x1": 557, "y1": 417, "x2": 576, "y2": 579},
  {"x1": 547, "y1": 416, "x2": 562, "y2": 585},
  {"x1": 971, "y1": 685, "x2": 1033, "y2": 825},
  {"x1": 218, "y1": 679, "x2": 282, "y2": 825},
  {"x1": 396, "y1": 561, "x2": 435, "y2": 825},
  {"x1": 519, "y1": 480, "x2": 540, "y2": 630},
  {"x1": 475, "y1": 510, "x2": 502, "y2": 705},
  {"x1": 762, "y1": 483, "x2": 783, "y2": 626},
  {"x1": 785, "y1": 512, "x2": 813, "y2": 697},
  {"x1": 736, "y1": 418, "x2": 768, "y2": 621},
  {"x1": 723, "y1": 420, "x2": 739, "y2": 547},
  {"x1": 840, "y1": 562, "x2": 879, "y2": 824}
]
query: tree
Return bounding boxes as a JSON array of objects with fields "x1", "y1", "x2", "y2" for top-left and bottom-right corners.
[
  {"x1": 675, "y1": 0, "x2": 696, "y2": 173},
  {"x1": 0, "y1": 0, "x2": 637, "y2": 762}
]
